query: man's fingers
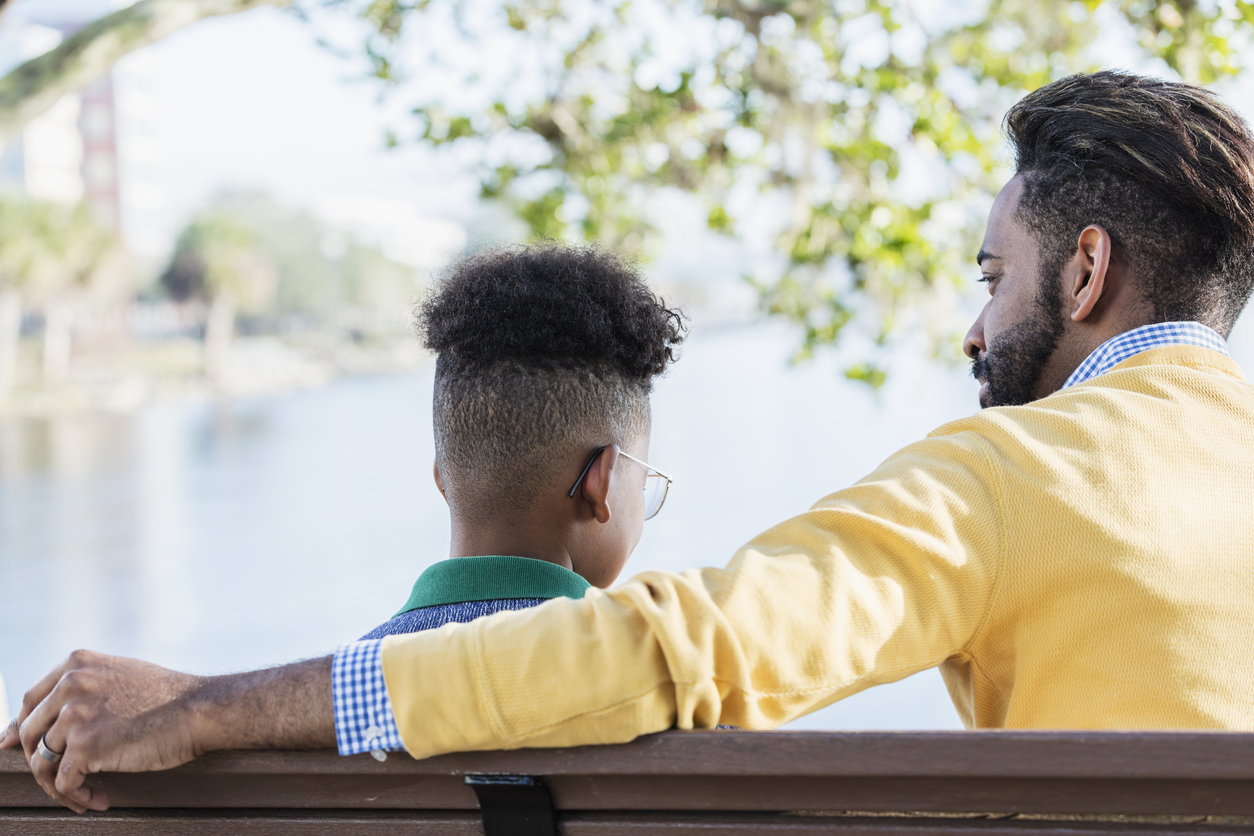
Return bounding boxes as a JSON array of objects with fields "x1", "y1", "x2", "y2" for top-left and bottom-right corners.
[
  {"x1": 0, "y1": 720, "x2": 18, "y2": 749},
  {"x1": 18, "y1": 687, "x2": 68, "y2": 761},
  {"x1": 13, "y1": 650, "x2": 98, "y2": 757},
  {"x1": 56, "y1": 751, "x2": 110, "y2": 813},
  {"x1": 28, "y1": 714, "x2": 109, "y2": 815},
  {"x1": 19, "y1": 664, "x2": 101, "y2": 762},
  {"x1": 16, "y1": 653, "x2": 80, "y2": 727},
  {"x1": 27, "y1": 723, "x2": 81, "y2": 814}
]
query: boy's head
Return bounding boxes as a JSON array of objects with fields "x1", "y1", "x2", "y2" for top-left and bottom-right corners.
[{"x1": 419, "y1": 242, "x2": 684, "y2": 586}]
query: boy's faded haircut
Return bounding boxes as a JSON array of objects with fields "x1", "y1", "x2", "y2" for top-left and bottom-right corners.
[{"x1": 418, "y1": 243, "x2": 685, "y2": 521}]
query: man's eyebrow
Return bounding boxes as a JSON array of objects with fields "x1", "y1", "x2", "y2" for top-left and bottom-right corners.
[{"x1": 976, "y1": 250, "x2": 1002, "y2": 266}]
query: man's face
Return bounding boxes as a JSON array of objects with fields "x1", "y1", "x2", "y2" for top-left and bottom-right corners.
[{"x1": 964, "y1": 176, "x2": 1067, "y2": 409}]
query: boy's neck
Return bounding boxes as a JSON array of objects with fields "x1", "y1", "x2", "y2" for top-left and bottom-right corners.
[{"x1": 449, "y1": 516, "x2": 576, "y2": 574}]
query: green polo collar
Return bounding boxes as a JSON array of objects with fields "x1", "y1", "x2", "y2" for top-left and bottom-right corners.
[{"x1": 395, "y1": 555, "x2": 592, "y2": 616}]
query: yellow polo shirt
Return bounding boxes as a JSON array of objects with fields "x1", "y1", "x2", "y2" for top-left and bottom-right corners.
[{"x1": 380, "y1": 345, "x2": 1254, "y2": 757}]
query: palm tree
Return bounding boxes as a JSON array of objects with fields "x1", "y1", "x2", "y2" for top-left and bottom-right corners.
[
  {"x1": 0, "y1": 200, "x2": 57, "y2": 395},
  {"x1": 0, "y1": 203, "x2": 29, "y2": 395},
  {"x1": 161, "y1": 213, "x2": 277, "y2": 383},
  {"x1": 38, "y1": 204, "x2": 120, "y2": 387},
  {"x1": 0, "y1": 199, "x2": 121, "y2": 392}
]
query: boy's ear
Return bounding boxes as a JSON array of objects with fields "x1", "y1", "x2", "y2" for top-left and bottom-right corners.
[
  {"x1": 579, "y1": 444, "x2": 619, "y2": 524},
  {"x1": 433, "y1": 459, "x2": 447, "y2": 503}
]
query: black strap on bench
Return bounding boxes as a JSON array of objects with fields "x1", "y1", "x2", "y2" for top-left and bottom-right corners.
[{"x1": 465, "y1": 774, "x2": 558, "y2": 836}]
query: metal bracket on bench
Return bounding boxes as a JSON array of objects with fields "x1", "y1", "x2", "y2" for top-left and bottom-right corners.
[{"x1": 465, "y1": 774, "x2": 558, "y2": 836}]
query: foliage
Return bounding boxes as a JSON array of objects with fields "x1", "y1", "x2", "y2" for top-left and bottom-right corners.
[
  {"x1": 338, "y1": 0, "x2": 1254, "y2": 380},
  {"x1": 161, "y1": 193, "x2": 421, "y2": 322},
  {"x1": 162, "y1": 212, "x2": 279, "y2": 313},
  {"x1": 8, "y1": 0, "x2": 1254, "y2": 381},
  {"x1": 0, "y1": 198, "x2": 119, "y2": 301},
  {"x1": 0, "y1": 200, "x2": 57, "y2": 293}
]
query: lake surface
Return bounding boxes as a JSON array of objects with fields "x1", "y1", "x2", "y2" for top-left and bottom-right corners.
[{"x1": 20, "y1": 316, "x2": 1244, "y2": 730}]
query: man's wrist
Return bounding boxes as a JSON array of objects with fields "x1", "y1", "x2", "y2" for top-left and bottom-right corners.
[
  {"x1": 183, "y1": 657, "x2": 336, "y2": 752},
  {"x1": 185, "y1": 673, "x2": 249, "y2": 753}
]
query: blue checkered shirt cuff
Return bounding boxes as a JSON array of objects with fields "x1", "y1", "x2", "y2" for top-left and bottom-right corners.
[{"x1": 332, "y1": 640, "x2": 406, "y2": 757}]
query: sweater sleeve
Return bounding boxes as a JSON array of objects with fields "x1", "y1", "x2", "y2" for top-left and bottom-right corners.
[{"x1": 380, "y1": 430, "x2": 1005, "y2": 758}]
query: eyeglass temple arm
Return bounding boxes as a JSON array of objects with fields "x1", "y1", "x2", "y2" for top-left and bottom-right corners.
[
  {"x1": 568, "y1": 446, "x2": 608, "y2": 498},
  {"x1": 618, "y1": 450, "x2": 674, "y2": 482}
]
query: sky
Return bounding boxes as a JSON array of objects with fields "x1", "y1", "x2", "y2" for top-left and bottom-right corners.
[{"x1": 138, "y1": 9, "x2": 459, "y2": 222}]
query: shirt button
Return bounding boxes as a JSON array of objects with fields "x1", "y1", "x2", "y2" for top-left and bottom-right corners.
[{"x1": 365, "y1": 725, "x2": 383, "y2": 740}]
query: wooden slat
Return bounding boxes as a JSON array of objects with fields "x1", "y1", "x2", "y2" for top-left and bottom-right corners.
[
  {"x1": 561, "y1": 813, "x2": 1254, "y2": 836},
  {"x1": 0, "y1": 809, "x2": 482, "y2": 835},
  {"x1": 11, "y1": 770, "x2": 1254, "y2": 815},
  {"x1": 5, "y1": 732, "x2": 1254, "y2": 819},
  {"x1": 3, "y1": 810, "x2": 1254, "y2": 836},
  {"x1": 6, "y1": 731, "x2": 1254, "y2": 779},
  {"x1": 7, "y1": 731, "x2": 1254, "y2": 779}
]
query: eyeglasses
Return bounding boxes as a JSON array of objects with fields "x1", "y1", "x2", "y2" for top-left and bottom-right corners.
[{"x1": 568, "y1": 446, "x2": 674, "y2": 520}]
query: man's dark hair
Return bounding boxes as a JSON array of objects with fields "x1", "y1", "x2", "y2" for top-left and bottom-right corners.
[
  {"x1": 419, "y1": 242, "x2": 684, "y2": 519},
  {"x1": 1005, "y1": 70, "x2": 1254, "y2": 334}
]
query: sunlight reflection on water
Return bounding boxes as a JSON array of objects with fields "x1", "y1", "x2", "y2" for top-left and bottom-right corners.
[{"x1": 1, "y1": 321, "x2": 990, "y2": 730}]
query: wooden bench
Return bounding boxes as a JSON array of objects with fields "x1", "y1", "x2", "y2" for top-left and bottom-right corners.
[{"x1": 4, "y1": 731, "x2": 1254, "y2": 834}]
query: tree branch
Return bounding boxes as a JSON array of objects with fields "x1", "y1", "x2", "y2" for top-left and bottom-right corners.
[{"x1": 0, "y1": 0, "x2": 292, "y2": 148}]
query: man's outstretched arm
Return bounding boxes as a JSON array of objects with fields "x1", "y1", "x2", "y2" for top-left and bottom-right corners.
[{"x1": 0, "y1": 650, "x2": 333, "y2": 813}]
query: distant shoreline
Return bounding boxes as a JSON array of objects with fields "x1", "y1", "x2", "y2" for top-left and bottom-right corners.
[{"x1": 0, "y1": 335, "x2": 432, "y2": 418}]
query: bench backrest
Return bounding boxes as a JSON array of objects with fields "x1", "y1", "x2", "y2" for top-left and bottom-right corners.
[{"x1": 4, "y1": 731, "x2": 1254, "y2": 834}]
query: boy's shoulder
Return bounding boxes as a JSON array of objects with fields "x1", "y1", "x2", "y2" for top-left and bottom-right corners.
[{"x1": 360, "y1": 597, "x2": 549, "y2": 640}]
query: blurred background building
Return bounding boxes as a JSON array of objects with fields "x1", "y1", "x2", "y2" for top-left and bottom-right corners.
[{"x1": 0, "y1": 0, "x2": 165, "y2": 259}]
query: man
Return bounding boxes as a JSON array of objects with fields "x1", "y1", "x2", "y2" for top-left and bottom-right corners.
[{"x1": 7, "y1": 70, "x2": 1254, "y2": 816}]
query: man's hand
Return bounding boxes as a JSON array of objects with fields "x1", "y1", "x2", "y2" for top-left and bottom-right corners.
[
  {"x1": 0, "y1": 650, "x2": 202, "y2": 813},
  {"x1": 0, "y1": 650, "x2": 336, "y2": 814}
]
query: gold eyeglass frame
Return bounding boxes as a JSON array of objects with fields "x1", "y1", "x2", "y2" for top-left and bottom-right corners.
[{"x1": 567, "y1": 446, "x2": 674, "y2": 520}]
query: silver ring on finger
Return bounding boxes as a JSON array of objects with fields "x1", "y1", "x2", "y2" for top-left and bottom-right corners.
[{"x1": 36, "y1": 734, "x2": 63, "y2": 764}]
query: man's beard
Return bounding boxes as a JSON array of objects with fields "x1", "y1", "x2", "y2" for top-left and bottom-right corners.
[{"x1": 970, "y1": 283, "x2": 1065, "y2": 409}]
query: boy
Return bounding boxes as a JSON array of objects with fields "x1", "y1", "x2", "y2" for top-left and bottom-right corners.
[{"x1": 362, "y1": 242, "x2": 684, "y2": 639}]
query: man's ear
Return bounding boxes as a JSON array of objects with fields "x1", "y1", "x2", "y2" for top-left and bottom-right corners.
[
  {"x1": 1068, "y1": 224, "x2": 1112, "y2": 323},
  {"x1": 433, "y1": 459, "x2": 447, "y2": 503},
  {"x1": 579, "y1": 444, "x2": 619, "y2": 524}
]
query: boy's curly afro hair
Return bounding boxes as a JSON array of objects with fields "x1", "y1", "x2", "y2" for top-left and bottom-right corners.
[
  {"x1": 419, "y1": 243, "x2": 685, "y2": 519},
  {"x1": 420, "y1": 242, "x2": 683, "y2": 380}
]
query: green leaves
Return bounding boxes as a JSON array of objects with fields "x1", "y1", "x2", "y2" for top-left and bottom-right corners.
[
  {"x1": 1106, "y1": 0, "x2": 1254, "y2": 84},
  {"x1": 162, "y1": 212, "x2": 278, "y2": 313},
  {"x1": 0, "y1": 199, "x2": 117, "y2": 301},
  {"x1": 339, "y1": 0, "x2": 1254, "y2": 382}
]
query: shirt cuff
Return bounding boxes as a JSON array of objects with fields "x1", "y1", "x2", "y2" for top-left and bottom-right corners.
[{"x1": 332, "y1": 639, "x2": 406, "y2": 757}]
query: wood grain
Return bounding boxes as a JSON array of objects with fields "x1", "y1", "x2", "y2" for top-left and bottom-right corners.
[
  {"x1": 3, "y1": 810, "x2": 1254, "y2": 835},
  {"x1": 0, "y1": 809, "x2": 482, "y2": 835},
  {"x1": 5, "y1": 731, "x2": 1254, "y2": 831},
  {"x1": 6, "y1": 731, "x2": 1254, "y2": 779}
]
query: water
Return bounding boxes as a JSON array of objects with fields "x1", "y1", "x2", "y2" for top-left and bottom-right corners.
[{"x1": 1, "y1": 321, "x2": 994, "y2": 730}]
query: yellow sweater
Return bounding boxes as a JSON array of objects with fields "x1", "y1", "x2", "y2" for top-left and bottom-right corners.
[{"x1": 381, "y1": 346, "x2": 1254, "y2": 757}]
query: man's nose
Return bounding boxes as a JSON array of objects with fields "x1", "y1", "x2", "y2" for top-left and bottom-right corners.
[{"x1": 963, "y1": 304, "x2": 988, "y2": 361}]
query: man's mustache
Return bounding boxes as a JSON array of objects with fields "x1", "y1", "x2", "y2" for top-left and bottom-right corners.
[{"x1": 971, "y1": 353, "x2": 991, "y2": 383}]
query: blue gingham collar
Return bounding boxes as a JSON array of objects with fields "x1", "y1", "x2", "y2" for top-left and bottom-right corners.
[{"x1": 1063, "y1": 321, "x2": 1230, "y2": 389}]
